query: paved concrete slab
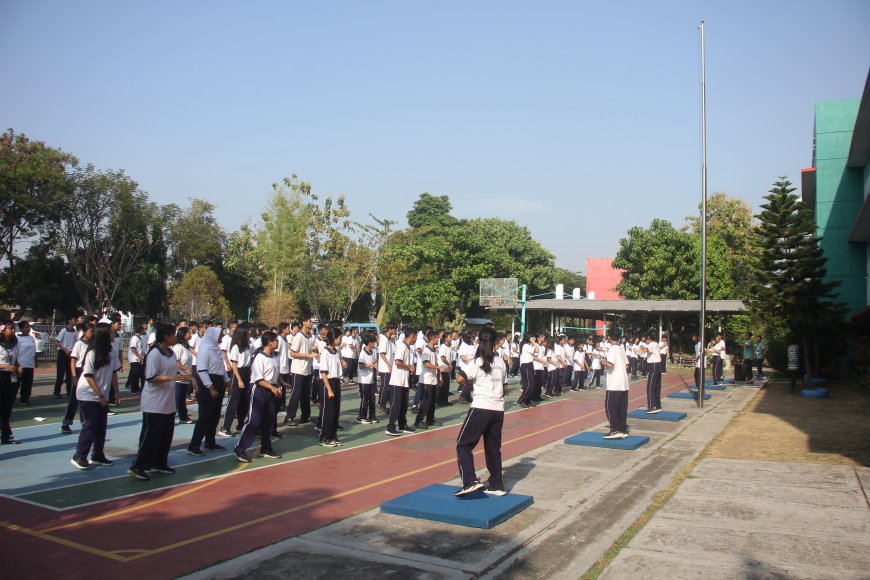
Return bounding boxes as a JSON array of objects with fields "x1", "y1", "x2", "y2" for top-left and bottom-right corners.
[
  {"x1": 606, "y1": 458, "x2": 870, "y2": 579},
  {"x1": 187, "y1": 380, "x2": 819, "y2": 580}
]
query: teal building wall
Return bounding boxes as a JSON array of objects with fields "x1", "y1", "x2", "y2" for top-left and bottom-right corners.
[{"x1": 813, "y1": 99, "x2": 866, "y2": 317}]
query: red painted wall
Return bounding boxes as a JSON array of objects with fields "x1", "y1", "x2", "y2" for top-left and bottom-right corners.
[{"x1": 586, "y1": 257, "x2": 623, "y2": 300}]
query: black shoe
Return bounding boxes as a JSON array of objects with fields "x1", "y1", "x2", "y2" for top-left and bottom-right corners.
[
  {"x1": 54, "y1": 393, "x2": 62, "y2": 399},
  {"x1": 60, "y1": 424, "x2": 72, "y2": 434},
  {"x1": 454, "y1": 480, "x2": 485, "y2": 496},
  {"x1": 425, "y1": 420, "x2": 442, "y2": 427},
  {"x1": 234, "y1": 449, "x2": 251, "y2": 463},
  {"x1": 260, "y1": 450, "x2": 282, "y2": 459},
  {"x1": 90, "y1": 455, "x2": 113, "y2": 466},
  {"x1": 484, "y1": 483, "x2": 507, "y2": 496},
  {"x1": 70, "y1": 456, "x2": 91, "y2": 470},
  {"x1": 284, "y1": 419, "x2": 298, "y2": 427},
  {"x1": 400, "y1": 426, "x2": 416, "y2": 434},
  {"x1": 413, "y1": 421, "x2": 428, "y2": 429},
  {"x1": 178, "y1": 418, "x2": 194, "y2": 424},
  {"x1": 204, "y1": 443, "x2": 226, "y2": 451},
  {"x1": 384, "y1": 427, "x2": 400, "y2": 436},
  {"x1": 271, "y1": 432, "x2": 283, "y2": 439},
  {"x1": 187, "y1": 447, "x2": 205, "y2": 457},
  {"x1": 149, "y1": 465, "x2": 176, "y2": 474},
  {"x1": 298, "y1": 418, "x2": 310, "y2": 424},
  {"x1": 128, "y1": 468, "x2": 150, "y2": 481}
]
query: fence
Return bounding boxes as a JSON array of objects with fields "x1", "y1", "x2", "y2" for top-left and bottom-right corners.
[{"x1": 31, "y1": 324, "x2": 132, "y2": 362}]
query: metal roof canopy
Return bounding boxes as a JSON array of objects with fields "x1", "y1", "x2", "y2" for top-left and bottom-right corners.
[{"x1": 488, "y1": 299, "x2": 746, "y2": 316}]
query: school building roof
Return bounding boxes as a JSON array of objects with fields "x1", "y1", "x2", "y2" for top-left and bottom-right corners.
[{"x1": 489, "y1": 299, "x2": 746, "y2": 316}]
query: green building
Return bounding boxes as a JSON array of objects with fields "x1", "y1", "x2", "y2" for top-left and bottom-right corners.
[{"x1": 802, "y1": 71, "x2": 870, "y2": 372}]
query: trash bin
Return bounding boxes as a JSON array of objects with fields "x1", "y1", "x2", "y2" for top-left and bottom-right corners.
[{"x1": 734, "y1": 363, "x2": 745, "y2": 382}]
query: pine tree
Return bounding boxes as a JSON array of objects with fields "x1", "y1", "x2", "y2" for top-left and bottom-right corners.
[{"x1": 752, "y1": 177, "x2": 848, "y2": 375}]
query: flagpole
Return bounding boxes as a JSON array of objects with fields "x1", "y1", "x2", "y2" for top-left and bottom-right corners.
[{"x1": 698, "y1": 20, "x2": 707, "y2": 408}]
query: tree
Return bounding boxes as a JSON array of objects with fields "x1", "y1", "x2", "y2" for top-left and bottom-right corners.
[
  {"x1": 256, "y1": 287, "x2": 298, "y2": 327},
  {"x1": 2, "y1": 241, "x2": 79, "y2": 320},
  {"x1": 164, "y1": 198, "x2": 226, "y2": 280},
  {"x1": 223, "y1": 222, "x2": 266, "y2": 319},
  {"x1": 169, "y1": 265, "x2": 232, "y2": 322},
  {"x1": 258, "y1": 176, "x2": 308, "y2": 295},
  {"x1": 377, "y1": 194, "x2": 556, "y2": 326},
  {"x1": 751, "y1": 177, "x2": 848, "y2": 375},
  {"x1": 51, "y1": 164, "x2": 153, "y2": 314},
  {"x1": 614, "y1": 219, "x2": 733, "y2": 300},
  {"x1": 0, "y1": 129, "x2": 77, "y2": 300},
  {"x1": 406, "y1": 193, "x2": 457, "y2": 229},
  {"x1": 685, "y1": 191, "x2": 760, "y2": 298}
]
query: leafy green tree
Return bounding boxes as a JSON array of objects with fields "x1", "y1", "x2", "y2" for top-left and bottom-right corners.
[
  {"x1": 407, "y1": 193, "x2": 457, "y2": 229},
  {"x1": 3, "y1": 241, "x2": 79, "y2": 319},
  {"x1": 0, "y1": 129, "x2": 77, "y2": 298},
  {"x1": 51, "y1": 164, "x2": 153, "y2": 314},
  {"x1": 685, "y1": 191, "x2": 759, "y2": 298},
  {"x1": 258, "y1": 176, "x2": 308, "y2": 294},
  {"x1": 614, "y1": 219, "x2": 733, "y2": 300},
  {"x1": 169, "y1": 265, "x2": 232, "y2": 322},
  {"x1": 752, "y1": 177, "x2": 848, "y2": 375},
  {"x1": 378, "y1": 194, "x2": 555, "y2": 325},
  {"x1": 224, "y1": 222, "x2": 266, "y2": 319},
  {"x1": 164, "y1": 198, "x2": 226, "y2": 279}
]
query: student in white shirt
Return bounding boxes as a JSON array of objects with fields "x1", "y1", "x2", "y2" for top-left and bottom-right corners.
[
  {"x1": 125, "y1": 324, "x2": 146, "y2": 394},
  {"x1": 172, "y1": 327, "x2": 195, "y2": 424},
  {"x1": 356, "y1": 332, "x2": 379, "y2": 423},
  {"x1": 414, "y1": 330, "x2": 442, "y2": 429},
  {"x1": 385, "y1": 327, "x2": 418, "y2": 436},
  {"x1": 600, "y1": 327, "x2": 630, "y2": 439},
  {"x1": 187, "y1": 327, "x2": 228, "y2": 456},
  {"x1": 0, "y1": 323, "x2": 20, "y2": 445},
  {"x1": 571, "y1": 346, "x2": 588, "y2": 391},
  {"x1": 435, "y1": 331, "x2": 453, "y2": 405},
  {"x1": 286, "y1": 318, "x2": 318, "y2": 427},
  {"x1": 318, "y1": 328, "x2": 345, "y2": 447},
  {"x1": 509, "y1": 334, "x2": 521, "y2": 377},
  {"x1": 453, "y1": 327, "x2": 508, "y2": 497},
  {"x1": 128, "y1": 323, "x2": 194, "y2": 480},
  {"x1": 70, "y1": 323, "x2": 116, "y2": 469},
  {"x1": 376, "y1": 324, "x2": 397, "y2": 410},
  {"x1": 220, "y1": 325, "x2": 252, "y2": 436},
  {"x1": 517, "y1": 334, "x2": 537, "y2": 406},
  {"x1": 275, "y1": 322, "x2": 290, "y2": 412},
  {"x1": 411, "y1": 328, "x2": 428, "y2": 411},
  {"x1": 61, "y1": 323, "x2": 95, "y2": 433},
  {"x1": 643, "y1": 336, "x2": 663, "y2": 413},
  {"x1": 15, "y1": 321, "x2": 37, "y2": 405},
  {"x1": 589, "y1": 347, "x2": 603, "y2": 389},
  {"x1": 709, "y1": 333, "x2": 726, "y2": 385},
  {"x1": 233, "y1": 331, "x2": 283, "y2": 463},
  {"x1": 457, "y1": 332, "x2": 477, "y2": 404},
  {"x1": 341, "y1": 328, "x2": 358, "y2": 384},
  {"x1": 53, "y1": 317, "x2": 78, "y2": 398}
]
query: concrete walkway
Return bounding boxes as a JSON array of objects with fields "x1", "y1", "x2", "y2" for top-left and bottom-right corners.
[
  {"x1": 602, "y1": 459, "x2": 870, "y2": 579},
  {"x1": 186, "y1": 385, "x2": 780, "y2": 579}
]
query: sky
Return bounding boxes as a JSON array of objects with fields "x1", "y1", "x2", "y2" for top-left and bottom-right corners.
[{"x1": 2, "y1": 1, "x2": 868, "y2": 273}]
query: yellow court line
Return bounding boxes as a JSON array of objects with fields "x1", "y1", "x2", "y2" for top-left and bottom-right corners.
[
  {"x1": 44, "y1": 457, "x2": 251, "y2": 532},
  {"x1": 0, "y1": 520, "x2": 129, "y2": 562},
  {"x1": 4, "y1": 384, "x2": 682, "y2": 563}
]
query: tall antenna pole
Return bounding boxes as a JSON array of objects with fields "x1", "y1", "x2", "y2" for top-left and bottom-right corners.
[{"x1": 698, "y1": 20, "x2": 707, "y2": 408}]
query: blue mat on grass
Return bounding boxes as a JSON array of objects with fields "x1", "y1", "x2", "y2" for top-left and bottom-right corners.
[
  {"x1": 564, "y1": 432, "x2": 650, "y2": 450},
  {"x1": 627, "y1": 409, "x2": 687, "y2": 421},
  {"x1": 668, "y1": 392, "x2": 711, "y2": 400},
  {"x1": 380, "y1": 483, "x2": 533, "y2": 528}
]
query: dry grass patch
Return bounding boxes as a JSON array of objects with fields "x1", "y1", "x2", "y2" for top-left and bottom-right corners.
[{"x1": 707, "y1": 375, "x2": 870, "y2": 466}]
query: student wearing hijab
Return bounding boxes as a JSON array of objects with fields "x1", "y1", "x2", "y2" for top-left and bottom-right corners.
[{"x1": 187, "y1": 326, "x2": 228, "y2": 456}]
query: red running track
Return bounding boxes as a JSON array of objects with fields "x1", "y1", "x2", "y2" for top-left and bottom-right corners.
[{"x1": 0, "y1": 374, "x2": 694, "y2": 578}]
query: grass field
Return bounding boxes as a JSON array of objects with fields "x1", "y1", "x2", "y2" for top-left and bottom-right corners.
[{"x1": 707, "y1": 374, "x2": 870, "y2": 466}]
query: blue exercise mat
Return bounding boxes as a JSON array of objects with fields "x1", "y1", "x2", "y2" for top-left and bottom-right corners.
[
  {"x1": 627, "y1": 409, "x2": 686, "y2": 421},
  {"x1": 380, "y1": 483, "x2": 533, "y2": 528},
  {"x1": 564, "y1": 432, "x2": 650, "y2": 450},
  {"x1": 698, "y1": 384, "x2": 727, "y2": 391},
  {"x1": 668, "y1": 392, "x2": 711, "y2": 400}
]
